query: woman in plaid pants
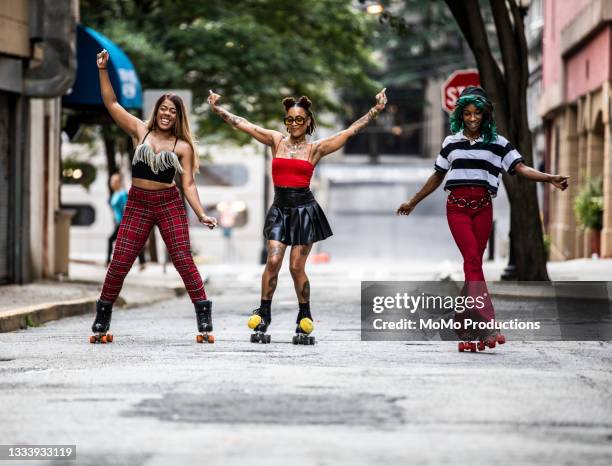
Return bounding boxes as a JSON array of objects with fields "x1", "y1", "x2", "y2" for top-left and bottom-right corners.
[{"x1": 90, "y1": 49, "x2": 218, "y2": 344}]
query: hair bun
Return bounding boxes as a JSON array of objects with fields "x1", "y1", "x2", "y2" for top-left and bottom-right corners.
[
  {"x1": 282, "y1": 97, "x2": 296, "y2": 111},
  {"x1": 297, "y1": 96, "x2": 312, "y2": 110}
]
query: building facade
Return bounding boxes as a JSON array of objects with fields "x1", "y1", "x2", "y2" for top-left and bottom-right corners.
[
  {"x1": 0, "y1": 0, "x2": 77, "y2": 283},
  {"x1": 540, "y1": 0, "x2": 612, "y2": 259}
]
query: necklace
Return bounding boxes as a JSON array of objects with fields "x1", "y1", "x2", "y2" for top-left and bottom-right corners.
[
  {"x1": 464, "y1": 131, "x2": 481, "y2": 145},
  {"x1": 286, "y1": 138, "x2": 306, "y2": 158}
]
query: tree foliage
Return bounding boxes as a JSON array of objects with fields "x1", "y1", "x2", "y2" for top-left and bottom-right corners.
[{"x1": 80, "y1": 0, "x2": 379, "y2": 143}]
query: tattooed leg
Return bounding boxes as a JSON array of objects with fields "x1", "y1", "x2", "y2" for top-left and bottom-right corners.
[
  {"x1": 289, "y1": 244, "x2": 313, "y2": 303},
  {"x1": 261, "y1": 240, "x2": 286, "y2": 300}
]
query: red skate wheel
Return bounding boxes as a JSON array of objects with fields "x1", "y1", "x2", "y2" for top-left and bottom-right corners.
[
  {"x1": 470, "y1": 343, "x2": 477, "y2": 352},
  {"x1": 458, "y1": 342, "x2": 465, "y2": 352},
  {"x1": 89, "y1": 336, "x2": 96, "y2": 344},
  {"x1": 477, "y1": 341, "x2": 486, "y2": 351},
  {"x1": 196, "y1": 334, "x2": 204, "y2": 343},
  {"x1": 207, "y1": 335, "x2": 215, "y2": 344},
  {"x1": 497, "y1": 334, "x2": 506, "y2": 344},
  {"x1": 106, "y1": 334, "x2": 113, "y2": 343},
  {"x1": 487, "y1": 339, "x2": 496, "y2": 348},
  {"x1": 100, "y1": 335, "x2": 108, "y2": 344}
]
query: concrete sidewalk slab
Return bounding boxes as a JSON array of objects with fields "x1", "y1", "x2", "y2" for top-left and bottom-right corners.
[{"x1": 0, "y1": 261, "x2": 196, "y2": 333}]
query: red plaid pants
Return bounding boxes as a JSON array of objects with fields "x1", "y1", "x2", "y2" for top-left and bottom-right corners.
[{"x1": 100, "y1": 185, "x2": 207, "y2": 303}]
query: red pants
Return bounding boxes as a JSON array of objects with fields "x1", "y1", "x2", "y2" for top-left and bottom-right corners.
[
  {"x1": 100, "y1": 185, "x2": 207, "y2": 303},
  {"x1": 446, "y1": 186, "x2": 495, "y2": 326}
]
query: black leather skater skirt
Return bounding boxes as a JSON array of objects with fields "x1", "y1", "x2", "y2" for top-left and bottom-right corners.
[{"x1": 263, "y1": 187, "x2": 333, "y2": 245}]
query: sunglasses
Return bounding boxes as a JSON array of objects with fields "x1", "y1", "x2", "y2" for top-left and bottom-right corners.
[{"x1": 284, "y1": 116, "x2": 307, "y2": 126}]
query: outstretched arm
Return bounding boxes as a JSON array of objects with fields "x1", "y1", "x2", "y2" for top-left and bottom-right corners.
[
  {"x1": 396, "y1": 172, "x2": 445, "y2": 216},
  {"x1": 208, "y1": 90, "x2": 282, "y2": 147},
  {"x1": 97, "y1": 49, "x2": 145, "y2": 139},
  {"x1": 312, "y1": 88, "x2": 387, "y2": 163},
  {"x1": 514, "y1": 163, "x2": 569, "y2": 190}
]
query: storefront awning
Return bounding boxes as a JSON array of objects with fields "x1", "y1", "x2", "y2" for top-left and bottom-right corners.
[{"x1": 63, "y1": 24, "x2": 142, "y2": 110}]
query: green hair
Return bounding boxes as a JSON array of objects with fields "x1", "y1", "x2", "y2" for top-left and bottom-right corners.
[{"x1": 449, "y1": 95, "x2": 498, "y2": 144}]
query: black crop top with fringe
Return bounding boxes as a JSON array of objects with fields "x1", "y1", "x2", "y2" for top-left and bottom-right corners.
[{"x1": 132, "y1": 131, "x2": 183, "y2": 184}]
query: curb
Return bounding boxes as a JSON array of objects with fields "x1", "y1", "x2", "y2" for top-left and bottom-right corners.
[
  {"x1": 0, "y1": 284, "x2": 186, "y2": 333},
  {"x1": 443, "y1": 276, "x2": 612, "y2": 303}
]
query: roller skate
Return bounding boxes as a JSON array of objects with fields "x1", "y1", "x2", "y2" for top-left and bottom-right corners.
[
  {"x1": 478, "y1": 331, "x2": 506, "y2": 351},
  {"x1": 458, "y1": 340, "x2": 477, "y2": 352},
  {"x1": 89, "y1": 300, "x2": 113, "y2": 344},
  {"x1": 492, "y1": 331, "x2": 506, "y2": 345},
  {"x1": 248, "y1": 308, "x2": 271, "y2": 344},
  {"x1": 456, "y1": 330, "x2": 476, "y2": 353},
  {"x1": 292, "y1": 308, "x2": 315, "y2": 345},
  {"x1": 194, "y1": 300, "x2": 215, "y2": 344}
]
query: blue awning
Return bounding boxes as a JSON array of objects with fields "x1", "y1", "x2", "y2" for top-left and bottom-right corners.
[{"x1": 63, "y1": 24, "x2": 142, "y2": 110}]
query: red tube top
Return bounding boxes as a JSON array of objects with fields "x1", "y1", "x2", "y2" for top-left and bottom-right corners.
[{"x1": 272, "y1": 158, "x2": 314, "y2": 188}]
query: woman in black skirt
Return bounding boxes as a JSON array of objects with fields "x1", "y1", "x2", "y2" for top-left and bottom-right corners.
[{"x1": 208, "y1": 88, "x2": 387, "y2": 344}]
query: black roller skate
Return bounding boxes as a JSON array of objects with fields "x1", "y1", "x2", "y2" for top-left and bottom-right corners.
[
  {"x1": 195, "y1": 300, "x2": 215, "y2": 344},
  {"x1": 248, "y1": 308, "x2": 271, "y2": 344},
  {"x1": 89, "y1": 300, "x2": 113, "y2": 344},
  {"x1": 292, "y1": 308, "x2": 315, "y2": 345}
]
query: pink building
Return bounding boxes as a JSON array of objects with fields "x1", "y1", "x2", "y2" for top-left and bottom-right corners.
[{"x1": 540, "y1": 0, "x2": 612, "y2": 259}]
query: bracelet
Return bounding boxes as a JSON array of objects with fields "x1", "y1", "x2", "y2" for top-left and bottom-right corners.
[
  {"x1": 198, "y1": 213, "x2": 207, "y2": 220},
  {"x1": 368, "y1": 108, "x2": 380, "y2": 119},
  {"x1": 98, "y1": 67, "x2": 107, "y2": 70}
]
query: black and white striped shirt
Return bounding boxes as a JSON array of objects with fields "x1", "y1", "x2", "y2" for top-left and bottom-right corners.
[{"x1": 434, "y1": 132, "x2": 524, "y2": 197}]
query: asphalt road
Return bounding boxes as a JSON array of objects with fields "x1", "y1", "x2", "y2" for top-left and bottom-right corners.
[{"x1": 1, "y1": 267, "x2": 611, "y2": 466}]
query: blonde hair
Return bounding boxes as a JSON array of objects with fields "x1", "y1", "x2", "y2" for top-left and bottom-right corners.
[{"x1": 146, "y1": 93, "x2": 200, "y2": 171}]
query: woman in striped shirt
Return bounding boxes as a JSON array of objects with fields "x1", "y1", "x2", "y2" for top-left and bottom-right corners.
[{"x1": 397, "y1": 86, "x2": 568, "y2": 351}]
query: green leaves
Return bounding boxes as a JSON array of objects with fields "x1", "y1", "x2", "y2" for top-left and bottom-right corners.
[
  {"x1": 574, "y1": 177, "x2": 604, "y2": 231},
  {"x1": 81, "y1": 0, "x2": 379, "y2": 144}
]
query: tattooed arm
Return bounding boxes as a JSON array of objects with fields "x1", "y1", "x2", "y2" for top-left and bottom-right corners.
[
  {"x1": 311, "y1": 88, "x2": 387, "y2": 163},
  {"x1": 208, "y1": 90, "x2": 283, "y2": 147}
]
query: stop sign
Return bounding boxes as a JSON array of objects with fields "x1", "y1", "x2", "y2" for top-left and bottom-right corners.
[{"x1": 441, "y1": 69, "x2": 481, "y2": 113}]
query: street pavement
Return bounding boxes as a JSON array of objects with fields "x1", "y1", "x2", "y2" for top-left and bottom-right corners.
[
  {"x1": 1, "y1": 265, "x2": 611, "y2": 466},
  {"x1": 318, "y1": 160, "x2": 510, "y2": 264}
]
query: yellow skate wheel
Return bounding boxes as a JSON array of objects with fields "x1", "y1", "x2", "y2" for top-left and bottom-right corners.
[
  {"x1": 248, "y1": 314, "x2": 262, "y2": 329},
  {"x1": 299, "y1": 318, "x2": 314, "y2": 334}
]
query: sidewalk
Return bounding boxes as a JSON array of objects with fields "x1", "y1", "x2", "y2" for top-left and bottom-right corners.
[
  {"x1": 439, "y1": 257, "x2": 612, "y2": 302},
  {"x1": 0, "y1": 261, "x2": 197, "y2": 333}
]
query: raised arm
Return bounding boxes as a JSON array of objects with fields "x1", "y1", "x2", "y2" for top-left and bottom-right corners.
[
  {"x1": 208, "y1": 90, "x2": 282, "y2": 147},
  {"x1": 96, "y1": 50, "x2": 145, "y2": 139},
  {"x1": 311, "y1": 88, "x2": 387, "y2": 163},
  {"x1": 396, "y1": 171, "x2": 445, "y2": 216}
]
